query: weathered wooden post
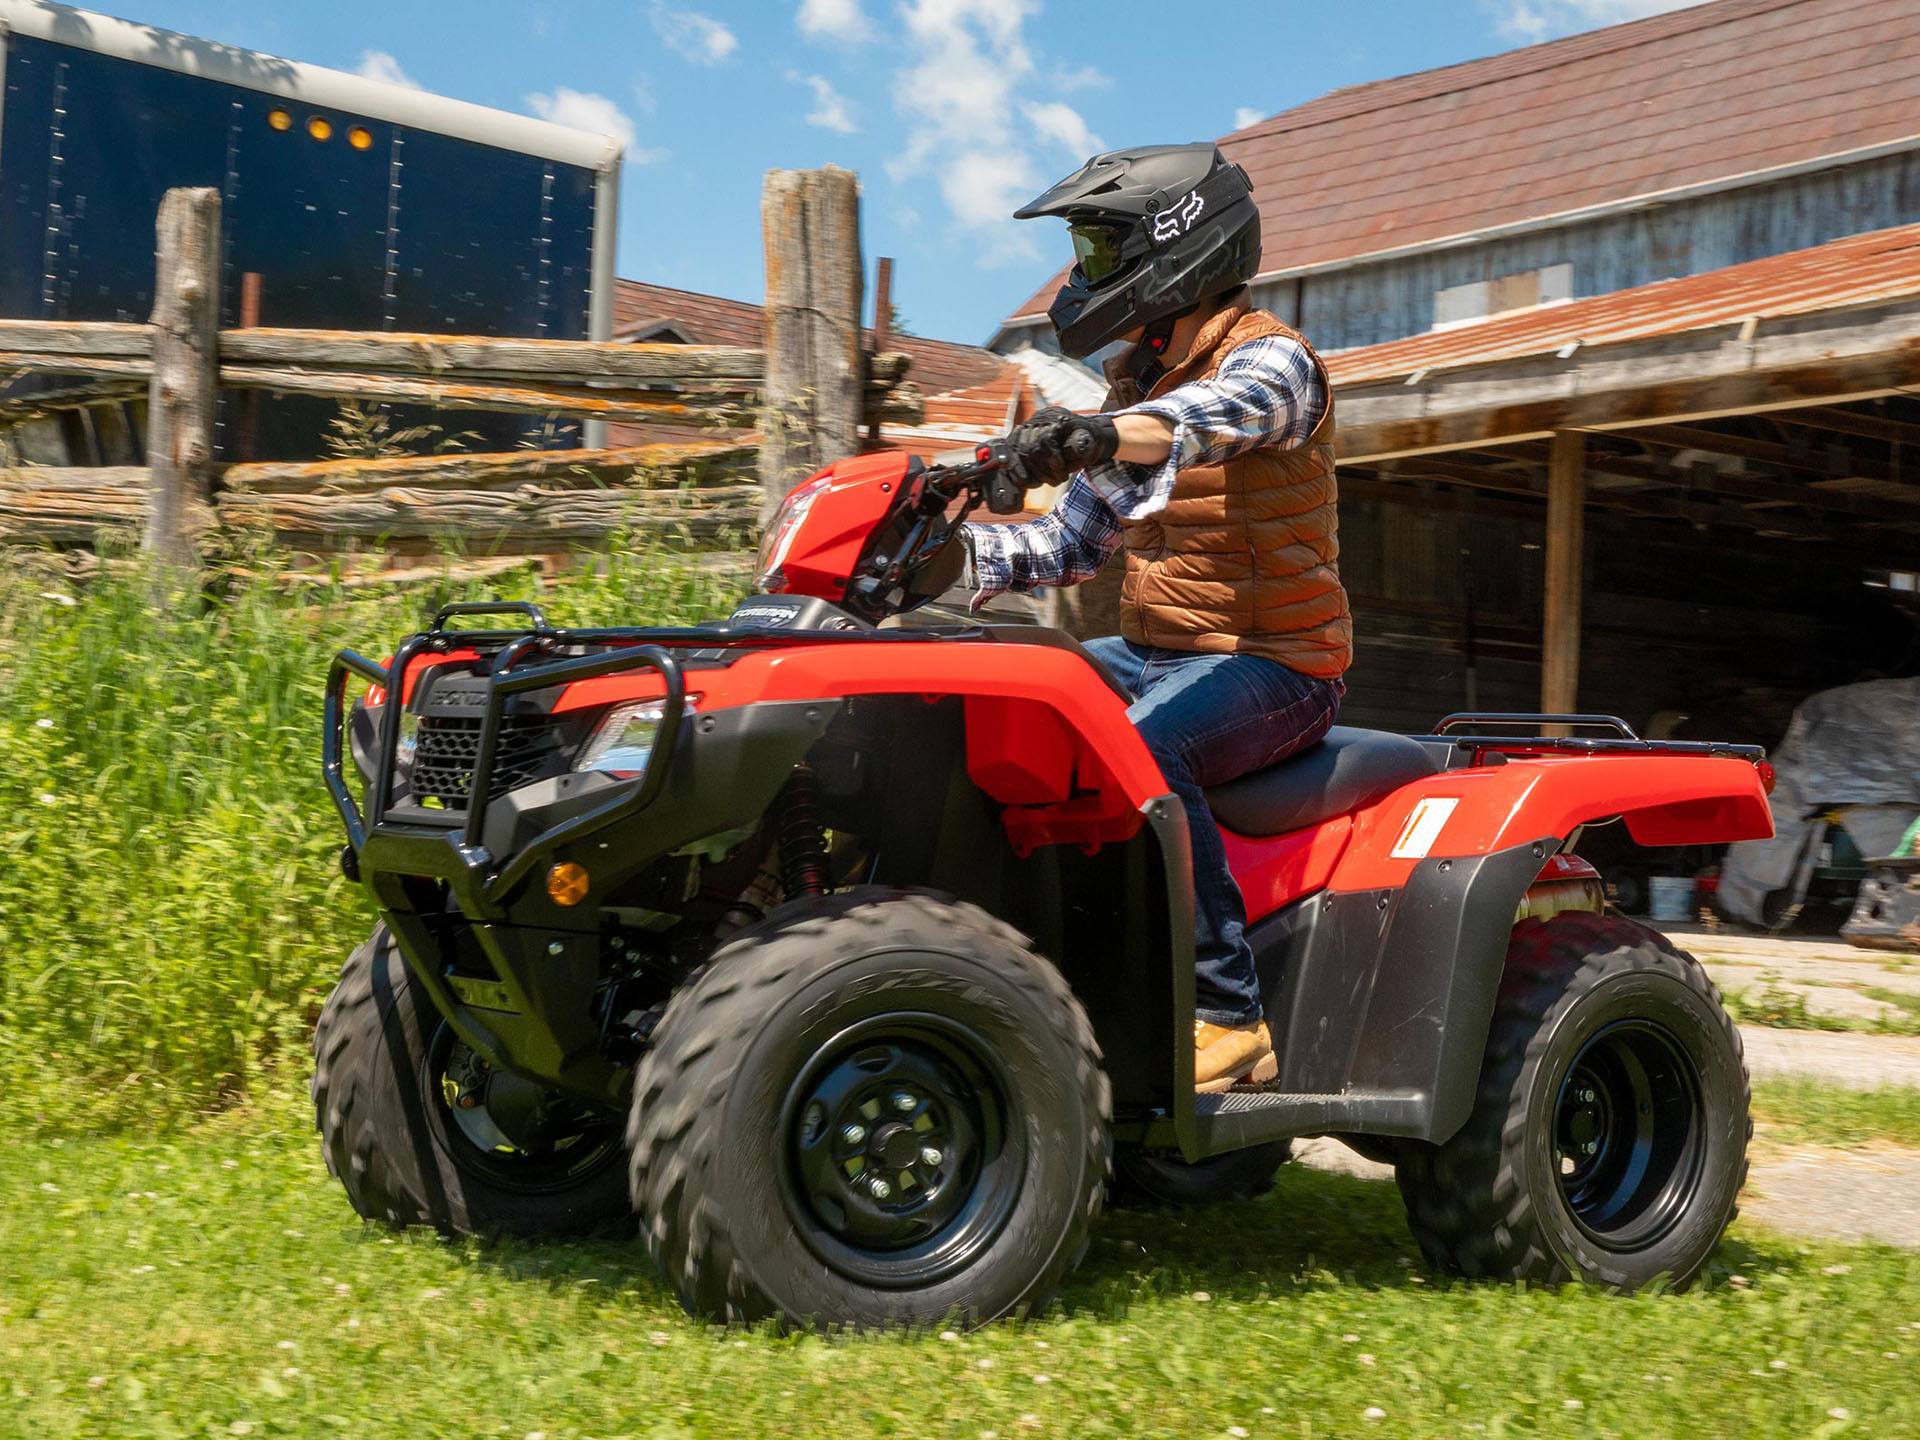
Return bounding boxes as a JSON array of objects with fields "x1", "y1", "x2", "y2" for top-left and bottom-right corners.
[
  {"x1": 1540, "y1": 428, "x2": 1587, "y2": 727},
  {"x1": 143, "y1": 186, "x2": 222, "y2": 566},
  {"x1": 759, "y1": 166, "x2": 864, "y2": 524}
]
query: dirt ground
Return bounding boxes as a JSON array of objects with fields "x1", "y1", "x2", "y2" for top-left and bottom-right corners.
[{"x1": 1291, "y1": 925, "x2": 1920, "y2": 1249}]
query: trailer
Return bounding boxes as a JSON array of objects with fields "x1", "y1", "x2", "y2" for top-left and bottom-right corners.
[{"x1": 0, "y1": 0, "x2": 623, "y2": 460}]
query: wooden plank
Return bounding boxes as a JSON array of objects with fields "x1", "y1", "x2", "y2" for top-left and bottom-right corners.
[
  {"x1": 1772, "y1": 404, "x2": 1920, "y2": 450},
  {"x1": 221, "y1": 442, "x2": 756, "y2": 494},
  {"x1": 215, "y1": 484, "x2": 758, "y2": 542},
  {"x1": 214, "y1": 365, "x2": 751, "y2": 424},
  {"x1": 1334, "y1": 297, "x2": 1920, "y2": 462},
  {"x1": 761, "y1": 166, "x2": 865, "y2": 521},
  {"x1": 144, "y1": 188, "x2": 222, "y2": 566},
  {"x1": 218, "y1": 329, "x2": 766, "y2": 381},
  {"x1": 1540, "y1": 431, "x2": 1585, "y2": 719},
  {"x1": 0, "y1": 376, "x2": 145, "y2": 417},
  {"x1": 0, "y1": 353, "x2": 151, "y2": 380},
  {"x1": 0, "y1": 320, "x2": 152, "y2": 358}
]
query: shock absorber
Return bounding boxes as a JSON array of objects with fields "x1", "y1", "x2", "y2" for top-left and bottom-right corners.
[{"x1": 776, "y1": 763, "x2": 831, "y2": 899}]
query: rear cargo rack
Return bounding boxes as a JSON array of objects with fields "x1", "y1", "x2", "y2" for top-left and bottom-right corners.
[{"x1": 1418, "y1": 712, "x2": 1766, "y2": 763}]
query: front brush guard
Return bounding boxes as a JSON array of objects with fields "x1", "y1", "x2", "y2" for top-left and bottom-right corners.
[{"x1": 324, "y1": 615, "x2": 685, "y2": 920}]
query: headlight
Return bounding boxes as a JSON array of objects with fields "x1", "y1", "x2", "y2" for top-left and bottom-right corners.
[
  {"x1": 396, "y1": 709, "x2": 420, "y2": 767},
  {"x1": 574, "y1": 698, "x2": 697, "y2": 777},
  {"x1": 756, "y1": 475, "x2": 831, "y2": 588}
]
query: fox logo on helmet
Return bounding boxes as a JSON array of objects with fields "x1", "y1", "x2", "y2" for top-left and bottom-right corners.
[{"x1": 1150, "y1": 190, "x2": 1206, "y2": 244}]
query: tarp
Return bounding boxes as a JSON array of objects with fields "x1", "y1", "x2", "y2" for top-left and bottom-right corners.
[{"x1": 1719, "y1": 678, "x2": 1920, "y2": 926}]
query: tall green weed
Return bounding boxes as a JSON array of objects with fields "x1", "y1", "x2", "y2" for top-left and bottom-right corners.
[{"x1": 0, "y1": 544, "x2": 744, "y2": 1131}]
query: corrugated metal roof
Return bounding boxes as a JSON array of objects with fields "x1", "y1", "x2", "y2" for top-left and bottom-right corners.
[
  {"x1": 1003, "y1": 0, "x2": 1920, "y2": 326},
  {"x1": 1324, "y1": 222, "x2": 1920, "y2": 385}
]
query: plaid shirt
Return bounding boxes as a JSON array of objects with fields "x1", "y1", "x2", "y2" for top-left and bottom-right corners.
[{"x1": 964, "y1": 334, "x2": 1325, "y2": 601}]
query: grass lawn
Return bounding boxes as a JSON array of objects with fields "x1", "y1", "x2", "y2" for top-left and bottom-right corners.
[{"x1": 4, "y1": 1096, "x2": 1917, "y2": 1439}]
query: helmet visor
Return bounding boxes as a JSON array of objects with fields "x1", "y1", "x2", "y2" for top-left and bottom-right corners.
[{"x1": 1069, "y1": 222, "x2": 1129, "y2": 286}]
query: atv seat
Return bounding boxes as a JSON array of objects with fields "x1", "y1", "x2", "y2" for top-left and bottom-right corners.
[{"x1": 1206, "y1": 727, "x2": 1445, "y2": 837}]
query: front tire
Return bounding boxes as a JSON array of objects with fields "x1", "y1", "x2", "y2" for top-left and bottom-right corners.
[
  {"x1": 311, "y1": 926, "x2": 632, "y2": 1238},
  {"x1": 627, "y1": 890, "x2": 1109, "y2": 1328},
  {"x1": 1394, "y1": 912, "x2": 1749, "y2": 1291}
]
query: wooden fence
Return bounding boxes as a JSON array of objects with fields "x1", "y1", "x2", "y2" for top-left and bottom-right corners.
[{"x1": 0, "y1": 168, "x2": 911, "y2": 564}]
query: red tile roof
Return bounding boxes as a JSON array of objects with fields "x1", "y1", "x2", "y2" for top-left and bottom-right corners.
[
  {"x1": 1004, "y1": 0, "x2": 1920, "y2": 325},
  {"x1": 615, "y1": 278, "x2": 1011, "y2": 395},
  {"x1": 1323, "y1": 222, "x2": 1920, "y2": 385}
]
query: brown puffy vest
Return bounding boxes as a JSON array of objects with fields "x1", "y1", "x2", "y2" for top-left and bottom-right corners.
[{"x1": 1108, "y1": 291, "x2": 1352, "y2": 679}]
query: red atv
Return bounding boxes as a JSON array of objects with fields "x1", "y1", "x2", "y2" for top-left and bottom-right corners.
[{"x1": 316, "y1": 441, "x2": 1775, "y2": 1328}]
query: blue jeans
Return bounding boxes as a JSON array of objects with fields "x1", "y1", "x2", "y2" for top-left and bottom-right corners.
[{"x1": 1083, "y1": 637, "x2": 1344, "y2": 1027}]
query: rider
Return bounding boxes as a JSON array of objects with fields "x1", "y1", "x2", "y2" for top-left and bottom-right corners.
[{"x1": 963, "y1": 143, "x2": 1352, "y2": 1092}]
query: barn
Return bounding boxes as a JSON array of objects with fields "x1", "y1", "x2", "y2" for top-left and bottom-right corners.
[{"x1": 989, "y1": 0, "x2": 1920, "y2": 753}]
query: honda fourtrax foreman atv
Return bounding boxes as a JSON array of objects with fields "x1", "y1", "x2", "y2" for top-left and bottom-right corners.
[{"x1": 315, "y1": 440, "x2": 1776, "y2": 1328}]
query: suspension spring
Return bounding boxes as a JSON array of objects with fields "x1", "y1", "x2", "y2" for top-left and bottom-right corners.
[{"x1": 776, "y1": 763, "x2": 831, "y2": 900}]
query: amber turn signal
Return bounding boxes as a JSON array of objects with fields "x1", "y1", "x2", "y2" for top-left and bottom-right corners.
[{"x1": 546, "y1": 861, "x2": 589, "y2": 906}]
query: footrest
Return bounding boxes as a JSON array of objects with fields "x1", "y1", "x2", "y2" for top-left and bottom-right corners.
[{"x1": 1195, "y1": 1089, "x2": 1322, "y2": 1117}]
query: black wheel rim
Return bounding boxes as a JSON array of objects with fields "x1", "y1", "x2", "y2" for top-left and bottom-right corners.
[
  {"x1": 778, "y1": 1013, "x2": 1025, "y2": 1290},
  {"x1": 1552, "y1": 1018, "x2": 1705, "y2": 1251},
  {"x1": 425, "y1": 1025, "x2": 624, "y2": 1196}
]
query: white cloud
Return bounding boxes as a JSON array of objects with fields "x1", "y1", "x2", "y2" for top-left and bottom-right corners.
[
  {"x1": 356, "y1": 50, "x2": 418, "y2": 89},
  {"x1": 525, "y1": 87, "x2": 663, "y2": 163},
  {"x1": 888, "y1": 0, "x2": 1100, "y2": 266},
  {"x1": 1491, "y1": 0, "x2": 1709, "y2": 42},
  {"x1": 797, "y1": 0, "x2": 870, "y2": 43},
  {"x1": 650, "y1": 4, "x2": 739, "y2": 64},
  {"x1": 1050, "y1": 63, "x2": 1110, "y2": 93},
  {"x1": 1023, "y1": 100, "x2": 1100, "y2": 156},
  {"x1": 1233, "y1": 106, "x2": 1266, "y2": 131},
  {"x1": 795, "y1": 73, "x2": 857, "y2": 133}
]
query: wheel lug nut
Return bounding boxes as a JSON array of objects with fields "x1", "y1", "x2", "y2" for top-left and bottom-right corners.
[
  {"x1": 892, "y1": 1092, "x2": 916, "y2": 1112},
  {"x1": 921, "y1": 1146, "x2": 943, "y2": 1166},
  {"x1": 868, "y1": 1177, "x2": 892, "y2": 1199},
  {"x1": 1583, "y1": 1141, "x2": 1597, "y2": 1155},
  {"x1": 842, "y1": 1124, "x2": 865, "y2": 1145}
]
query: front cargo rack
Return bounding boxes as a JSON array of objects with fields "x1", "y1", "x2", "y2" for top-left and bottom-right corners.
[{"x1": 1416, "y1": 712, "x2": 1767, "y2": 763}]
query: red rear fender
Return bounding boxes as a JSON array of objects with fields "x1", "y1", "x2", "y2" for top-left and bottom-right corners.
[{"x1": 1330, "y1": 753, "x2": 1774, "y2": 892}]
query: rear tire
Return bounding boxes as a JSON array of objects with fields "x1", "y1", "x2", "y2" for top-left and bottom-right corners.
[
  {"x1": 1110, "y1": 1142, "x2": 1291, "y2": 1207},
  {"x1": 311, "y1": 926, "x2": 632, "y2": 1238},
  {"x1": 1393, "y1": 912, "x2": 1748, "y2": 1291},
  {"x1": 627, "y1": 889, "x2": 1109, "y2": 1328}
]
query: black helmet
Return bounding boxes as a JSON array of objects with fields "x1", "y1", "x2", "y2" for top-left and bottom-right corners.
[{"x1": 1015, "y1": 142, "x2": 1261, "y2": 360}]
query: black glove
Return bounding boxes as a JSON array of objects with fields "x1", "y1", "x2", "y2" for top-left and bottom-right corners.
[{"x1": 1002, "y1": 406, "x2": 1120, "y2": 494}]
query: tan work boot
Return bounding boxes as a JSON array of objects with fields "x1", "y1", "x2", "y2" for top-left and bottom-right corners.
[{"x1": 1195, "y1": 1019, "x2": 1278, "y2": 1093}]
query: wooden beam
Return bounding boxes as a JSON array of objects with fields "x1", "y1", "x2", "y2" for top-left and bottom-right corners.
[
  {"x1": 1772, "y1": 404, "x2": 1920, "y2": 450},
  {"x1": 1334, "y1": 296, "x2": 1920, "y2": 462},
  {"x1": 221, "y1": 442, "x2": 755, "y2": 495},
  {"x1": 0, "y1": 319, "x2": 152, "y2": 358},
  {"x1": 214, "y1": 364, "x2": 754, "y2": 425},
  {"x1": 143, "y1": 187, "x2": 222, "y2": 567},
  {"x1": 215, "y1": 483, "x2": 758, "y2": 542},
  {"x1": 1628, "y1": 423, "x2": 1901, "y2": 481},
  {"x1": 1541, "y1": 431, "x2": 1585, "y2": 718},
  {"x1": 760, "y1": 166, "x2": 865, "y2": 522}
]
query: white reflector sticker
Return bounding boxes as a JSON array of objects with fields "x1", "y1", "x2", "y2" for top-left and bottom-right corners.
[{"x1": 1390, "y1": 797, "x2": 1460, "y2": 860}]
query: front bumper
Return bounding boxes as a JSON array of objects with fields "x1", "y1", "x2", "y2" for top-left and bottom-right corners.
[{"x1": 323, "y1": 611, "x2": 836, "y2": 1101}]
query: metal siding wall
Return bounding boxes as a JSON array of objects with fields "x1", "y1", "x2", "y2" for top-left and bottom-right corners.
[{"x1": 1267, "y1": 153, "x2": 1920, "y2": 352}]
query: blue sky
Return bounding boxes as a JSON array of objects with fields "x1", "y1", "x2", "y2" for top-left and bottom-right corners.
[{"x1": 97, "y1": 0, "x2": 1704, "y2": 345}]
